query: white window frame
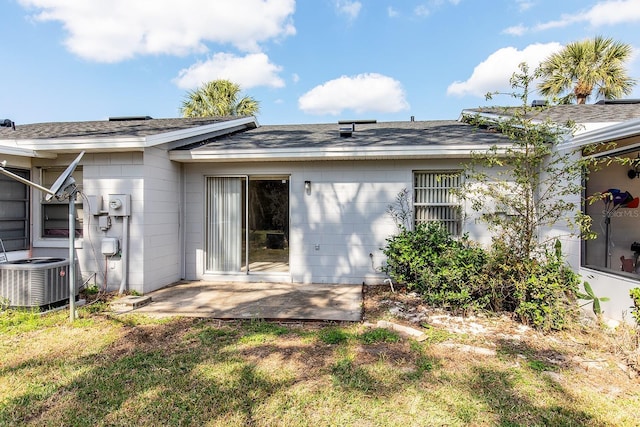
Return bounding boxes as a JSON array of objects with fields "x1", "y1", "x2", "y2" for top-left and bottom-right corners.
[
  {"x1": 413, "y1": 170, "x2": 462, "y2": 235},
  {"x1": 33, "y1": 166, "x2": 83, "y2": 247},
  {"x1": 0, "y1": 167, "x2": 30, "y2": 251}
]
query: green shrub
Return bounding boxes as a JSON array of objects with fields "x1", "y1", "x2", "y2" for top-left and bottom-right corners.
[
  {"x1": 514, "y1": 260, "x2": 580, "y2": 331},
  {"x1": 488, "y1": 240, "x2": 580, "y2": 331},
  {"x1": 631, "y1": 288, "x2": 640, "y2": 325},
  {"x1": 83, "y1": 284, "x2": 99, "y2": 295},
  {"x1": 382, "y1": 221, "x2": 580, "y2": 331},
  {"x1": 382, "y1": 222, "x2": 488, "y2": 313}
]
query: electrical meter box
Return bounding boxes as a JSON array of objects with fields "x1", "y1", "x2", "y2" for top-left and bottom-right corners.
[
  {"x1": 108, "y1": 194, "x2": 131, "y2": 216},
  {"x1": 101, "y1": 237, "x2": 119, "y2": 256}
]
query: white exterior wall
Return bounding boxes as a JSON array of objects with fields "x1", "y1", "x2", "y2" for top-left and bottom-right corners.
[
  {"x1": 79, "y1": 152, "x2": 145, "y2": 293},
  {"x1": 29, "y1": 149, "x2": 182, "y2": 294},
  {"x1": 538, "y1": 147, "x2": 583, "y2": 270},
  {"x1": 291, "y1": 161, "x2": 403, "y2": 284},
  {"x1": 184, "y1": 159, "x2": 489, "y2": 285},
  {"x1": 142, "y1": 147, "x2": 182, "y2": 292}
]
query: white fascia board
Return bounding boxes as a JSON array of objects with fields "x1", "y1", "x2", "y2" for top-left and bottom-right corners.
[
  {"x1": 0, "y1": 143, "x2": 57, "y2": 158},
  {"x1": 169, "y1": 144, "x2": 513, "y2": 163},
  {"x1": 145, "y1": 116, "x2": 258, "y2": 147},
  {"x1": 559, "y1": 118, "x2": 640, "y2": 150},
  {"x1": 15, "y1": 137, "x2": 146, "y2": 152},
  {"x1": 574, "y1": 122, "x2": 623, "y2": 135}
]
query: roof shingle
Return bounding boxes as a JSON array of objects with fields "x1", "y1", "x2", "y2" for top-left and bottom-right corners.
[{"x1": 0, "y1": 117, "x2": 237, "y2": 140}]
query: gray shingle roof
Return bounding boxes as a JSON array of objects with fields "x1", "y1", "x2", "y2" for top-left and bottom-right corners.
[
  {"x1": 188, "y1": 120, "x2": 509, "y2": 152},
  {"x1": 0, "y1": 117, "x2": 237, "y2": 140},
  {"x1": 465, "y1": 103, "x2": 640, "y2": 125},
  {"x1": 535, "y1": 104, "x2": 640, "y2": 123}
]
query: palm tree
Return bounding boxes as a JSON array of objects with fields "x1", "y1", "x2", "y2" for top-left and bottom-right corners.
[
  {"x1": 180, "y1": 80, "x2": 260, "y2": 117},
  {"x1": 537, "y1": 36, "x2": 636, "y2": 104}
]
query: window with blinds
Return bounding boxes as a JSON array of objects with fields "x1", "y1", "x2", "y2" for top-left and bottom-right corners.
[
  {"x1": 0, "y1": 168, "x2": 30, "y2": 251},
  {"x1": 414, "y1": 171, "x2": 461, "y2": 235}
]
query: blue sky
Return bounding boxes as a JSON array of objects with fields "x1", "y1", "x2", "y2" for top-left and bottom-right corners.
[{"x1": 3, "y1": 0, "x2": 640, "y2": 126}]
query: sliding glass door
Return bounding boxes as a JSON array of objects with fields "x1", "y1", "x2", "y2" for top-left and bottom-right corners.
[{"x1": 205, "y1": 176, "x2": 289, "y2": 274}]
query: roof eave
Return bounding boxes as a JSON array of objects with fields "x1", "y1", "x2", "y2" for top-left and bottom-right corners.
[
  {"x1": 169, "y1": 144, "x2": 513, "y2": 163},
  {"x1": 7, "y1": 116, "x2": 260, "y2": 153},
  {"x1": 148, "y1": 116, "x2": 259, "y2": 148},
  {"x1": 0, "y1": 143, "x2": 57, "y2": 158},
  {"x1": 560, "y1": 118, "x2": 640, "y2": 150},
  {"x1": 14, "y1": 138, "x2": 147, "y2": 153}
]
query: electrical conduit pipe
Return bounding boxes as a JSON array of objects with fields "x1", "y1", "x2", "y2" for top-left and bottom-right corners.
[{"x1": 118, "y1": 215, "x2": 129, "y2": 294}]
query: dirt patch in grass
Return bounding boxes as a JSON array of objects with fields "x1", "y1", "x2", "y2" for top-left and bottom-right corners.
[{"x1": 364, "y1": 283, "x2": 640, "y2": 384}]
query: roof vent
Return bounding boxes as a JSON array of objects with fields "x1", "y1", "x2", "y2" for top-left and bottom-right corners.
[
  {"x1": 0, "y1": 119, "x2": 15, "y2": 130},
  {"x1": 108, "y1": 116, "x2": 153, "y2": 121},
  {"x1": 339, "y1": 123, "x2": 354, "y2": 137},
  {"x1": 595, "y1": 99, "x2": 640, "y2": 105},
  {"x1": 338, "y1": 119, "x2": 377, "y2": 124},
  {"x1": 337, "y1": 120, "x2": 377, "y2": 137}
]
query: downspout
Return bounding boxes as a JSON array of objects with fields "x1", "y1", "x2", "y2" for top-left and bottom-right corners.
[
  {"x1": 180, "y1": 163, "x2": 186, "y2": 280},
  {"x1": 118, "y1": 215, "x2": 129, "y2": 294}
]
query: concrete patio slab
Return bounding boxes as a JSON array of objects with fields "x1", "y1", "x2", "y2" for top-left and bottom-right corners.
[{"x1": 123, "y1": 281, "x2": 363, "y2": 322}]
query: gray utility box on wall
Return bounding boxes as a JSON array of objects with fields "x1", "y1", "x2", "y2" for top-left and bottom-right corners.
[
  {"x1": 0, "y1": 257, "x2": 74, "y2": 308},
  {"x1": 109, "y1": 194, "x2": 131, "y2": 216}
]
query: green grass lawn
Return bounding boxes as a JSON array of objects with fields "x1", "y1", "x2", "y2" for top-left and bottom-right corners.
[{"x1": 1, "y1": 298, "x2": 639, "y2": 426}]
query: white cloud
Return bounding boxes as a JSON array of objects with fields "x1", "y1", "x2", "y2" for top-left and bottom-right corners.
[
  {"x1": 335, "y1": 0, "x2": 362, "y2": 20},
  {"x1": 414, "y1": 5, "x2": 431, "y2": 17},
  {"x1": 502, "y1": 24, "x2": 526, "y2": 36},
  {"x1": 516, "y1": 0, "x2": 534, "y2": 12},
  {"x1": 446, "y1": 43, "x2": 562, "y2": 97},
  {"x1": 298, "y1": 73, "x2": 409, "y2": 115},
  {"x1": 532, "y1": 0, "x2": 640, "y2": 31},
  {"x1": 533, "y1": 15, "x2": 581, "y2": 31},
  {"x1": 292, "y1": 73, "x2": 300, "y2": 84},
  {"x1": 173, "y1": 53, "x2": 284, "y2": 90},
  {"x1": 17, "y1": 0, "x2": 296, "y2": 62},
  {"x1": 387, "y1": 6, "x2": 399, "y2": 17},
  {"x1": 505, "y1": 1, "x2": 640, "y2": 36},
  {"x1": 413, "y1": 0, "x2": 459, "y2": 18},
  {"x1": 581, "y1": 0, "x2": 640, "y2": 26}
]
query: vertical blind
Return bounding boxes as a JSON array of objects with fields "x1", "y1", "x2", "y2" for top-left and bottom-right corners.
[
  {"x1": 414, "y1": 171, "x2": 461, "y2": 235},
  {"x1": 0, "y1": 168, "x2": 30, "y2": 251},
  {"x1": 205, "y1": 177, "x2": 243, "y2": 272}
]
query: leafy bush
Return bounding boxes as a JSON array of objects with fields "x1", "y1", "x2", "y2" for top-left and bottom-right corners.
[
  {"x1": 382, "y1": 222, "x2": 487, "y2": 313},
  {"x1": 577, "y1": 281, "x2": 609, "y2": 316},
  {"x1": 631, "y1": 288, "x2": 640, "y2": 325},
  {"x1": 382, "y1": 221, "x2": 581, "y2": 331},
  {"x1": 486, "y1": 240, "x2": 581, "y2": 331}
]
